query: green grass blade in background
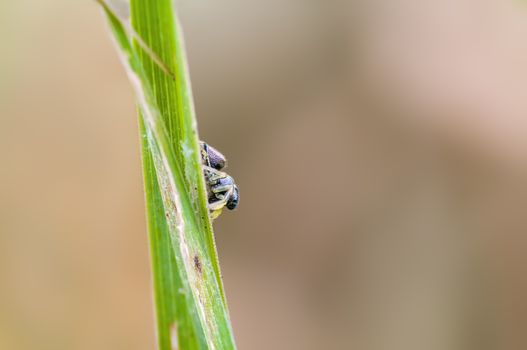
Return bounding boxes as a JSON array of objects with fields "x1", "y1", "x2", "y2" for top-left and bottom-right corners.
[{"x1": 96, "y1": 1, "x2": 237, "y2": 349}]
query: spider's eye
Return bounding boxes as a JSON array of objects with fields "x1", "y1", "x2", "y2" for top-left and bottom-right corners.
[{"x1": 226, "y1": 187, "x2": 239, "y2": 210}]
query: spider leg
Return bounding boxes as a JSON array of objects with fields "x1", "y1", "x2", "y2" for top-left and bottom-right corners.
[
  {"x1": 210, "y1": 175, "x2": 235, "y2": 194},
  {"x1": 208, "y1": 187, "x2": 234, "y2": 211}
]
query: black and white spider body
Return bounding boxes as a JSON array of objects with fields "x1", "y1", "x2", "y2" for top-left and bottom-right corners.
[{"x1": 200, "y1": 142, "x2": 239, "y2": 219}]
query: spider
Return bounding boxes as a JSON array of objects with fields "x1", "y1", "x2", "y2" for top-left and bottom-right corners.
[{"x1": 200, "y1": 141, "x2": 239, "y2": 219}]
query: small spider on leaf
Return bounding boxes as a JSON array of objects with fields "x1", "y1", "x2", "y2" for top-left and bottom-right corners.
[{"x1": 200, "y1": 142, "x2": 239, "y2": 219}]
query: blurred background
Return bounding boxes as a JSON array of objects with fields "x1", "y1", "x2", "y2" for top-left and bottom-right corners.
[{"x1": 1, "y1": 0, "x2": 527, "y2": 349}]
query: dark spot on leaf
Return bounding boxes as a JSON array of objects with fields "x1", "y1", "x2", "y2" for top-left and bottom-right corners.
[{"x1": 194, "y1": 255, "x2": 202, "y2": 274}]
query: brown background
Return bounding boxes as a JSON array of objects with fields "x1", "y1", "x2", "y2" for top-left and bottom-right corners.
[{"x1": 1, "y1": 0, "x2": 527, "y2": 349}]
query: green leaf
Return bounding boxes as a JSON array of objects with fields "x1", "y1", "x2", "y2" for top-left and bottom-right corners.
[{"x1": 95, "y1": 1, "x2": 237, "y2": 349}]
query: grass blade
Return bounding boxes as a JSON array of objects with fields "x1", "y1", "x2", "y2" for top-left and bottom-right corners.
[{"x1": 96, "y1": 1, "x2": 237, "y2": 349}]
